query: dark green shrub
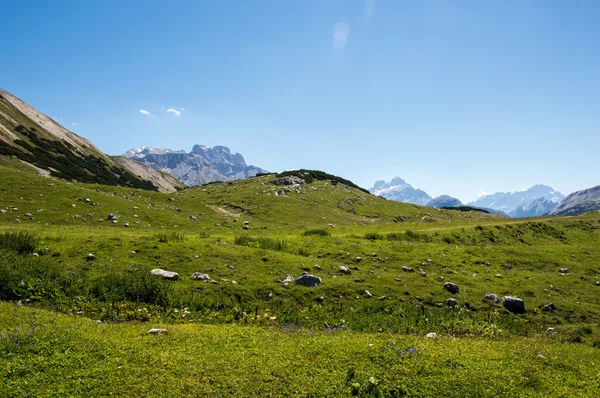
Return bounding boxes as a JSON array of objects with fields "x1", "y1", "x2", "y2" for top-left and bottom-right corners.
[
  {"x1": 0, "y1": 231, "x2": 39, "y2": 255},
  {"x1": 90, "y1": 268, "x2": 174, "y2": 306},
  {"x1": 364, "y1": 232, "x2": 385, "y2": 241},
  {"x1": 302, "y1": 229, "x2": 331, "y2": 237}
]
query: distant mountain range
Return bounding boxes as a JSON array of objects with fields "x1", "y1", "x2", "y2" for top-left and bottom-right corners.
[
  {"x1": 467, "y1": 185, "x2": 564, "y2": 216},
  {"x1": 123, "y1": 145, "x2": 266, "y2": 186},
  {"x1": 371, "y1": 178, "x2": 566, "y2": 218}
]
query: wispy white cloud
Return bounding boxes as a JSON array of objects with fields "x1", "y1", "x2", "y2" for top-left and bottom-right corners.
[
  {"x1": 181, "y1": 107, "x2": 185, "y2": 111},
  {"x1": 72, "y1": 122, "x2": 78, "y2": 126},
  {"x1": 139, "y1": 109, "x2": 151, "y2": 116},
  {"x1": 167, "y1": 108, "x2": 181, "y2": 117}
]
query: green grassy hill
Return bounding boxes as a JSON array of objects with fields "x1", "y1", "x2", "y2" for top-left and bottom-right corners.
[{"x1": 1, "y1": 161, "x2": 599, "y2": 397}]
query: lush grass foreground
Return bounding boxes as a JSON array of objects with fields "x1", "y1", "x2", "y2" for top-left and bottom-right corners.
[{"x1": 1, "y1": 302, "x2": 599, "y2": 397}]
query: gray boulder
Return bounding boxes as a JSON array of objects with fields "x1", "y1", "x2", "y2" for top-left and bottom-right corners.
[
  {"x1": 483, "y1": 294, "x2": 500, "y2": 303},
  {"x1": 191, "y1": 272, "x2": 211, "y2": 281},
  {"x1": 446, "y1": 298, "x2": 457, "y2": 307},
  {"x1": 502, "y1": 296, "x2": 525, "y2": 314},
  {"x1": 295, "y1": 273, "x2": 321, "y2": 287},
  {"x1": 558, "y1": 268, "x2": 569, "y2": 274},
  {"x1": 151, "y1": 269, "x2": 179, "y2": 280},
  {"x1": 107, "y1": 213, "x2": 118, "y2": 221},
  {"x1": 402, "y1": 266, "x2": 415, "y2": 273},
  {"x1": 443, "y1": 282, "x2": 459, "y2": 294}
]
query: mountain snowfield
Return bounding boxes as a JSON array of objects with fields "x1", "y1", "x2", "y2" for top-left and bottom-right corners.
[{"x1": 369, "y1": 177, "x2": 431, "y2": 206}]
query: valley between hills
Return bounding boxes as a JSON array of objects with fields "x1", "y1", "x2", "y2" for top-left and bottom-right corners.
[{"x1": 1, "y1": 88, "x2": 599, "y2": 397}]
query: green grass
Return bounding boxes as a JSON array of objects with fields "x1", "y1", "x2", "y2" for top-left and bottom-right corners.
[
  {"x1": 0, "y1": 162, "x2": 599, "y2": 396},
  {"x1": 2, "y1": 302, "x2": 599, "y2": 397}
]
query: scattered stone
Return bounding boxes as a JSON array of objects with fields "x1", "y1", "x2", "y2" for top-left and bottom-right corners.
[
  {"x1": 33, "y1": 253, "x2": 39, "y2": 257},
  {"x1": 243, "y1": 221, "x2": 249, "y2": 225},
  {"x1": 495, "y1": 274, "x2": 502, "y2": 278},
  {"x1": 148, "y1": 328, "x2": 166, "y2": 335},
  {"x1": 595, "y1": 281, "x2": 600, "y2": 286},
  {"x1": 86, "y1": 253, "x2": 95, "y2": 261},
  {"x1": 354, "y1": 278, "x2": 363, "y2": 283},
  {"x1": 280, "y1": 275, "x2": 295, "y2": 283},
  {"x1": 402, "y1": 266, "x2": 415, "y2": 273},
  {"x1": 559, "y1": 268, "x2": 569, "y2": 274},
  {"x1": 502, "y1": 263, "x2": 512, "y2": 270},
  {"x1": 189, "y1": 215, "x2": 197, "y2": 221},
  {"x1": 84, "y1": 198, "x2": 91, "y2": 203},
  {"x1": 339, "y1": 265, "x2": 352, "y2": 275},
  {"x1": 542, "y1": 303, "x2": 557, "y2": 312},
  {"x1": 294, "y1": 273, "x2": 321, "y2": 287},
  {"x1": 426, "y1": 259, "x2": 432, "y2": 263},
  {"x1": 315, "y1": 296, "x2": 325, "y2": 303},
  {"x1": 242, "y1": 225, "x2": 249, "y2": 230},
  {"x1": 502, "y1": 296, "x2": 525, "y2": 314},
  {"x1": 420, "y1": 271, "x2": 427, "y2": 277},
  {"x1": 107, "y1": 214, "x2": 118, "y2": 221},
  {"x1": 443, "y1": 282, "x2": 459, "y2": 294},
  {"x1": 446, "y1": 298, "x2": 457, "y2": 307},
  {"x1": 377, "y1": 296, "x2": 389, "y2": 301},
  {"x1": 394, "y1": 277, "x2": 402, "y2": 282},
  {"x1": 314, "y1": 264, "x2": 321, "y2": 270},
  {"x1": 475, "y1": 261, "x2": 491, "y2": 266},
  {"x1": 483, "y1": 294, "x2": 500, "y2": 303},
  {"x1": 438, "y1": 276, "x2": 445, "y2": 281},
  {"x1": 425, "y1": 332, "x2": 438, "y2": 339},
  {"x1": 546, "y1": 327, "x2": 555, "y2": 334},
  {"x1": 536, "y1": 352, "x2": 546, "y2": 360},
  {"x1": 228, "y1": 265, "x2": 235, "y2": 270},
  {"x1": 191, "y1": 272, "x2": 211, "y2": 281},
  {"x1": 151, "y1": 269, "x2": 179, "y2": 280},
  {"x1": 168, "y1": 197, "x2": 175, "y2": 201},
  {"x1": 0, "y1": 209, "x2": 5, "y2": 214},
  {"x1": 124, "y1": 222, "x2": 130, "y2": 227},
  {"x1": 328, "y1": 223, "x2": 335, "y2": 228},
  {"x1": 364, "y1": 290, "x2": 373, "y2": 298},
  {"x1": 355, "y1": 256, "x2": 362, "y2": 262}
]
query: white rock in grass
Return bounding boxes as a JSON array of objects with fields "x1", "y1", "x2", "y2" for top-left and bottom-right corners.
[
  {"x1": 426, "y1": 332, "x2": 438, "y2": 339},
  {"x1": 151, "y1": 269, "x2": 179, "y2": 280},
  {"x1": 148, "y1": 328, "x2": 166, "y2": 335},
  {"x1": 191, "y1": 272, "x2": 211, "y2": 281}
]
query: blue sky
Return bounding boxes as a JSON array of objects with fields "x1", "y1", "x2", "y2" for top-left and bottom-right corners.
[{"x1": 1, "y1": 0, "x2": 599, "y2": 202}]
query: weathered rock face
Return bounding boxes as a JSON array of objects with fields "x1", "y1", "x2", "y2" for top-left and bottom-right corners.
[
  {"x1": 271, "y1": 176, "x2": 305, "y2": 186},
  {"x1": 123, "y1": 145, "x2": 266, "y2": 186},
  {"x1": 427, "y1": 195, "x2": 463, "y2": 209},
  {"x1": 549, "y1": 185, "x2": 600, "y2": 216},
  {"x1": 502, "y1": 296, "x2": 525, "y2": 314},
  {"x1": 294, "y1": 273, "x2": 321, "y2": 287},
  {"x1": 151, "y1": 269, "x2": 179, "y2": 280}
]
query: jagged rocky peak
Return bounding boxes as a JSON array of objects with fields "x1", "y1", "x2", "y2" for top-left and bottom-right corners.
[
  {"x1": 123, "y1": 144, "x2": 266, "y2": 186},
  {"x1": 369, "y1": 177, "x2": 431, "y2": 206}
]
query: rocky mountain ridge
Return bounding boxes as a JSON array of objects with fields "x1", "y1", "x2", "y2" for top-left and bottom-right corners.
[
  {"x1": 123, "y1": 145, "x2": 266, "y2": 186},
  {"x1": 369, "y1": 177, "x2": 431, "y2": 205},
  {"x1": 549, "y1": 185, "x2": 600, "y2": 216},
  {"x1": 0, "y1": 88, "x2": 183, "y2": 192}
]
